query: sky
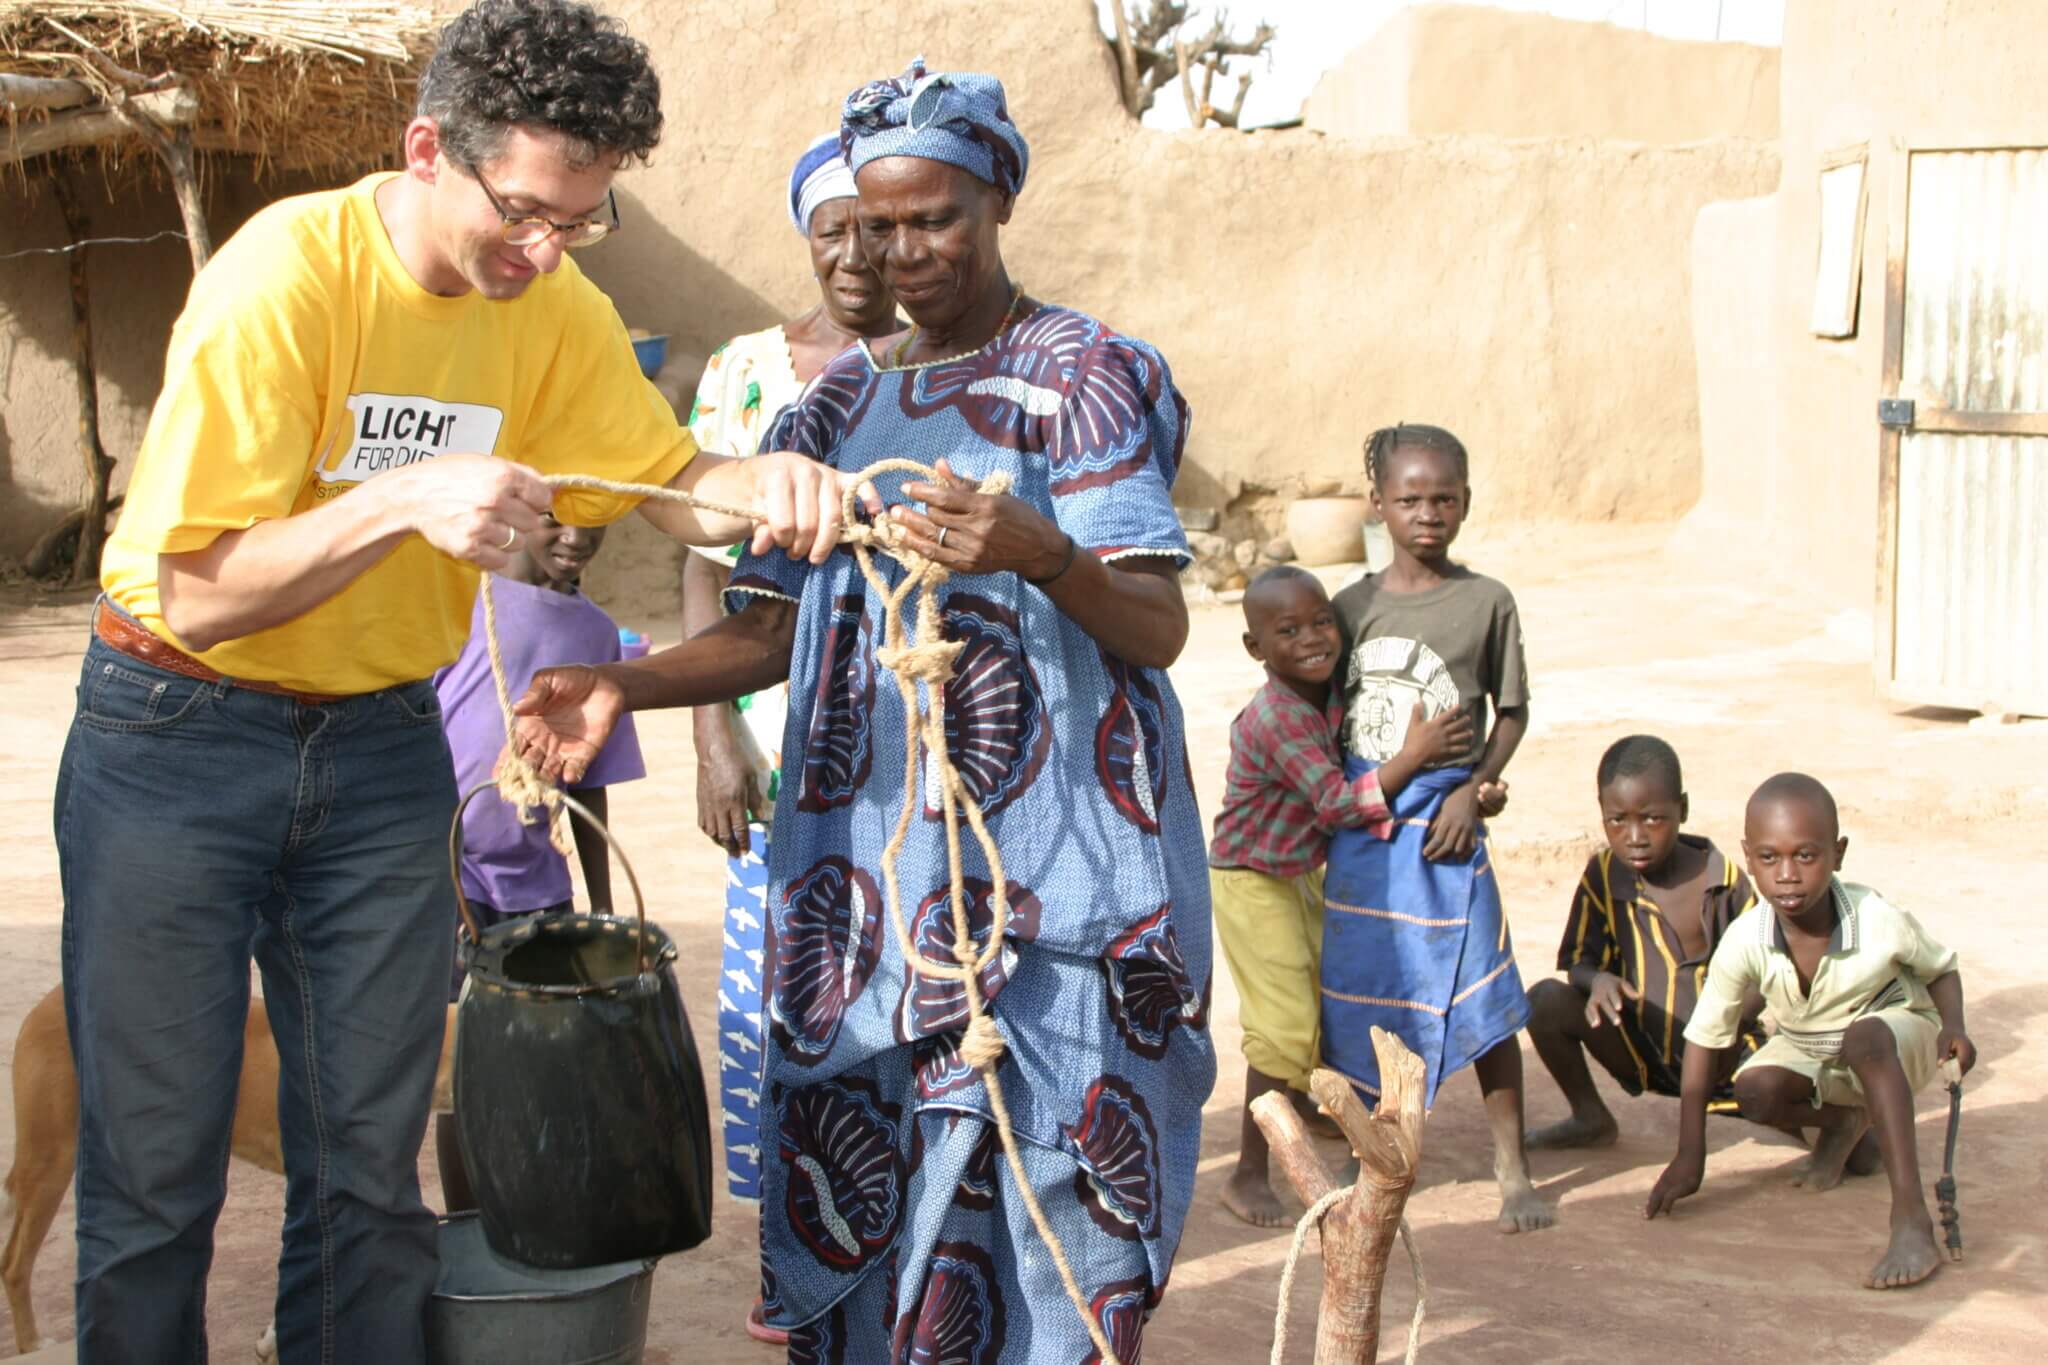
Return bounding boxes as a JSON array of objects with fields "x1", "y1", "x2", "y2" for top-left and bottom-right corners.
[{"x1": 1100, "y1": 0, "x2": 1787, "y2": 129}]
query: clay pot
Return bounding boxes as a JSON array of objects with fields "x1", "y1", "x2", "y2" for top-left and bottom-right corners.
[{"x1": 1286, "y1": 496, "x2": 1369, "y2": 567}]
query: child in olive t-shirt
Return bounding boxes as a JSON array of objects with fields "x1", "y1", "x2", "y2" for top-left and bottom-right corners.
[{"x1": 1320, "y1": 422, "x2": 1551, "y2": 1234}]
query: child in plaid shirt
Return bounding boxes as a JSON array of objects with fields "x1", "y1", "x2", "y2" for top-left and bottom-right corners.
[{"x1": 1210, "y1": 566, "x2": 1473, "y2": 1225}]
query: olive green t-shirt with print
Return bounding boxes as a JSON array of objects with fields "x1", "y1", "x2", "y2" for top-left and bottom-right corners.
[{"x1": 1330, "y1": 567, "x2": 1529, "y2": 771}]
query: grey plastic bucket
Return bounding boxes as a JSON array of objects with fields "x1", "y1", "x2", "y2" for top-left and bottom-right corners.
[{"x1": 428, "y1": 1213, "x2": 656, "y2": 1365}]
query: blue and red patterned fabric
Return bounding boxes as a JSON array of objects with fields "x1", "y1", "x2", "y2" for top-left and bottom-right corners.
[{"x1": 727, "y1": 304, "x2": 1215, "y2": 1360}]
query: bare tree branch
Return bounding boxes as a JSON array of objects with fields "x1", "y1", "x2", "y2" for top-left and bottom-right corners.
[
  {"x1": 1108, "y1": 0, "x2": 1142, "y2": 116},
  {"x1": 1103, "y1": 1, "x2": 1275, "y2": 129}
]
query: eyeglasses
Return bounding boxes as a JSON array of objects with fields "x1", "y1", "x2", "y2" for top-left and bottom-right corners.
[{"x1": 465, "y1": 162, "x2": 619, "y2": 249}]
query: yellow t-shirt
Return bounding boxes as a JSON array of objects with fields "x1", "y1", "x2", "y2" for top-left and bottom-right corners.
[{"x1": 102, "y1": 172, "x2": 696, "y2": 695}]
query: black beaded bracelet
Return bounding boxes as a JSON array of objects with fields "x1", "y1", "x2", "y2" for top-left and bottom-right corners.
[{"x1": 1025, "y1": 533, "x2": 1079, "y2": 587}]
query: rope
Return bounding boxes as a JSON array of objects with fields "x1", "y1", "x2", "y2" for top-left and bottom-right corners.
[
  {"x1": 476, "y1": 472, "x2": 875, "y2": 855},
  {"x1": 1268, "y1": 1192, "x2": 1426, "y2": 1365},
  {"x1": 1269, "y1": 1186, "x2": 1346, "y2": 1365},
  {"x1": 478, "y1": 464, "x2": 1123, "y2": 1364}
]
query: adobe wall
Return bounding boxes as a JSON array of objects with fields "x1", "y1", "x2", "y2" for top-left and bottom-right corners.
[
  {"x1": 1304, "y1": 4, "x2": 1778, "y2": 143},
  {"x1": 0, "y1": 166, "x2": 355, "y2": 565},
  {"x1": 1684, "y1": 195, "x2": 1778, "y2": 538},
  {"x1": 582, "y1": 0, "x2": 1776, "y2": 563},
  {"x1": 2, "y1": 1, "x2": 1779, "y2": 624},
  {"x1": 1691, "y1": 0, "x2": 2048, "y2": 611}
]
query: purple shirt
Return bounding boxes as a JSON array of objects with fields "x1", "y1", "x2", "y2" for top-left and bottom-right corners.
[{"x1": 434, "y1": 576, "x2": 644, "y2": 912}]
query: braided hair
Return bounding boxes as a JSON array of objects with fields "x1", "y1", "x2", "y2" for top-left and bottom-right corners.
[{"x1": 1364, "y1": 422, "x2": 1471, "y2": 489}]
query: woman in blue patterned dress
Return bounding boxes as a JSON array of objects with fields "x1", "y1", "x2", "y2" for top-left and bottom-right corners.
[{"x1": 514, "y1": 61, "x2": 1215, "y2": 1362}]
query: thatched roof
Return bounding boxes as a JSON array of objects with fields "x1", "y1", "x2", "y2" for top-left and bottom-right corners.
[{"x1": 0, "y1": 1, "x2": 440, "y2": 178}]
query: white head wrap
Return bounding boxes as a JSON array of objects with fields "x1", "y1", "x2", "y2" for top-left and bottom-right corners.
[{"x1": 789, "y1": 133, "x2": 858, "y2": 236}]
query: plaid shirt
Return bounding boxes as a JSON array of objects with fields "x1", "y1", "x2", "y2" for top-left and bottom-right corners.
[{"x1": 1208, "y1": 677, "x2": 1392, "y2": 877}]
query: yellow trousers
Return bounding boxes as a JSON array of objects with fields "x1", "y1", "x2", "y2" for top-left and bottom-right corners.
[{"x1": 1210, "y1": 865, "x2": 1325, "y2": 1088}]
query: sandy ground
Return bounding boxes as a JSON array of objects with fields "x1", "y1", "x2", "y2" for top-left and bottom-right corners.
[{"x1": 4, "y1": 522, "x2": 2047, "y2": 1363}]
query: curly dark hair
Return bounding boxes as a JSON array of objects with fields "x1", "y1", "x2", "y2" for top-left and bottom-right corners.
[
  {"x1": 1363, "y1": 422, "x2": 1470, "y2": 488},
  {"x1": 416, "y1": 0, "x2": 662, "y2": 170}
]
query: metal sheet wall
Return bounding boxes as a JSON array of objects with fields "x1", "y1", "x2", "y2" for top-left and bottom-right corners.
[
  {"x1": 1893, "y1": 432, "x2": 2048, "y2": 708},
  {"x1": 1902, "y1": 149, "x2": 2048, "y2": 414},
  {"x1": 1889, "y1": 148, "x2": 2048, "y2": 711}
]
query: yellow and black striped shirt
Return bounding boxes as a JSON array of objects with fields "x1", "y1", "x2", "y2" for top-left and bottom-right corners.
[{"x1": 1557, "y1": 837, "x2": 1758, "y2": 1096}]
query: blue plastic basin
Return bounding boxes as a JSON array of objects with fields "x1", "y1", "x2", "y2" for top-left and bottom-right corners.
[{"x1": 630, "y1": 334, "x2": 668, "y2": 379}]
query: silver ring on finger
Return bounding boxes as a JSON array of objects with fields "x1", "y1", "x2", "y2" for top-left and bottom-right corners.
[
  {"x1": 936, "y1": 525, "x2": 950, "y2": 548},
  {"x1": 498, "y1": 524, "x2": 519, "y2": 551}
]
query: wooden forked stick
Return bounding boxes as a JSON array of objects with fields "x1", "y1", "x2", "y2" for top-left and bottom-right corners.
[{"x1": 1251, "y1": 1028, "x2": 1429, "y2": 1364}]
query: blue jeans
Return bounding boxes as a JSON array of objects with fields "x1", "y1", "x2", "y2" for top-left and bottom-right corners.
[{"x1": 56, "y1": 630, "x2": 457, "y2": 1364}]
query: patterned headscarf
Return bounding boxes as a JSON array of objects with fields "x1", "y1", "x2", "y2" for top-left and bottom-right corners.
[
  {"x1": 788, "y1": 132, "x2": 858, "y2": 237},
  {"x1": 839, "y1": 58, "x2": 1029, "y2": 197}
]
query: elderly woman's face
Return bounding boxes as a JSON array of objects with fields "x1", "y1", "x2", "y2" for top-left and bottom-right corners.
[
  {"x1": 854, "y1": 157, "x2": 1012, "y2": 331},
  {"x1": 807, "y1": 197, "x2": 893, "y2": 332}
]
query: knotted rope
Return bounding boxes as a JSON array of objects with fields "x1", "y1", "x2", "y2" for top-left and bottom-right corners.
[
  {"x1": 478, "y1": 466, "x2": 1122, "y2": 1364},
  {"x1": 1269, "y1": 1196, "x2": 1426, "y2": 1365}
]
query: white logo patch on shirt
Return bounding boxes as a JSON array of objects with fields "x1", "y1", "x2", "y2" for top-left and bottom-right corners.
[
  {"x1": 319, "y1": 393, "x2": 505, "y2": 484},
  {"x1": 1344, "y1": 635, "x2": 1462, "y2": 762}
]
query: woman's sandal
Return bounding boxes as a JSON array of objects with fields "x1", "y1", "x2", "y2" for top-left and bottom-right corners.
[{"x1": 745, "y1": 1300, "x2": 789, "y2": 1346}]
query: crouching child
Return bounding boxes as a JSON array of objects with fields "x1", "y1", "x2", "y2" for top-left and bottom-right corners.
[
  {"x1": 1527, "y1": 735, "x2": 1765, "y2": 1148},
  {"x1": 1645, "y1": 772, "x2": 1975, "y2": 1291}
]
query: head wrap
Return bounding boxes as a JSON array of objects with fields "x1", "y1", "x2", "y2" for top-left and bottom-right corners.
[
  {"x1": 788, "y1": 132, "x2": 858, "y2": 237},
  {"x1": 839, "y1": 58, "x2": 1029, "y2": 197}
]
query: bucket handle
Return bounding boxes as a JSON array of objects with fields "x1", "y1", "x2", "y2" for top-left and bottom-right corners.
[{"x1": 448, "y1": 782, "x2": 653, "y2": 976}]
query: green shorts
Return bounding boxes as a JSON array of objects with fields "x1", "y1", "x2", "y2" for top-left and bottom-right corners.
[{"x1": 1734, "y1": 1007, "x2": 1941, "y2": 1108}]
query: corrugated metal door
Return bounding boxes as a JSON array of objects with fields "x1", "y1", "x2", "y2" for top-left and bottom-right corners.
[{"x1": 1878, "y1": 147, "x2": 2048, "y2": 713}]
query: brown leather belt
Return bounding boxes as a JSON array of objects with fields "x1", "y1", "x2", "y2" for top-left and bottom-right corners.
[{"x1": 93, "y1": 601, "x2": 349, "y2": 706}]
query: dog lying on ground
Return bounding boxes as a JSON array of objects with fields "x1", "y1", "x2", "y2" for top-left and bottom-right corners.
[{"x1": 3, "y1": 984, "x2": 456, "y2": 1357}]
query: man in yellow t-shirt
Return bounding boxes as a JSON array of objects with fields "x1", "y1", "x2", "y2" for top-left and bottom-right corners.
[{"x1": 56, "y1": 4, "x2": 859, "y2": 1361}]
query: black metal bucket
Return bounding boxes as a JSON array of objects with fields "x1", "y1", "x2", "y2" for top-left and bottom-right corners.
[
  {"x1": 429, "y1": 1212, "x2": 654, "y2": 1365},
  {"x1": 450, "y1": 785, "x2": 714, "y2": 1270}
]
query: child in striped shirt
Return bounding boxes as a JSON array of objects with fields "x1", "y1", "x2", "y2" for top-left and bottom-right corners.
[
  {"x1": 1208, "y1": 565, "x2": 1472, "y2": 1225},
  {"x1": 1526, "y1": 735, "x2": 1764, "y2": 1150}
]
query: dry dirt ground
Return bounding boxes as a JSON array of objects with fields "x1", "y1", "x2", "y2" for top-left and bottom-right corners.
[{"x1": 4, "y1": 523, "x2": 2045, "y2": 1363}]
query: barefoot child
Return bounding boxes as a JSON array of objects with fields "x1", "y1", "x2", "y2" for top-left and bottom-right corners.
[
  {"x1": 1321, "y1": 423, "x2": 1550, "y2": 1233},
  {"x1": 1527, "y1": 735, "x2": 1764, "y2": 1148},
  {"x1": 1646, "y1": 772, "x2": 1975, "y2": 1290},
  {"x1": 1209, "y1": 566, "x2": 1473, "y2": 1226}
]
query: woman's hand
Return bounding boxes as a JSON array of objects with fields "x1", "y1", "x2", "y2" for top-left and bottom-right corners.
[
  {"x1": 1421, "y1": 782, "x2": 1483, "y2": 863},
  {"x1": 511, "y1": 664, "x2": 626, "y2": 785},
  {"x1": 891, "y1": 460, "x2": 1071, "y2": 579}
]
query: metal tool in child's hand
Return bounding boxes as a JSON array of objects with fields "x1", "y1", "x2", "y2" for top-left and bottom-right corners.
[
  {"x1": 448, "y1": 782, "x2": 714, "y2": 1269},
  {"x1": 1935, "y1": 1056, "x2": 1963, "y2": 1262}
]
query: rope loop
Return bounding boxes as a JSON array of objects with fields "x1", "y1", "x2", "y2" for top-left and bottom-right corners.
[{"x1": 1268, "y1": 1190, "x2": 1427, "y2": 1365}]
